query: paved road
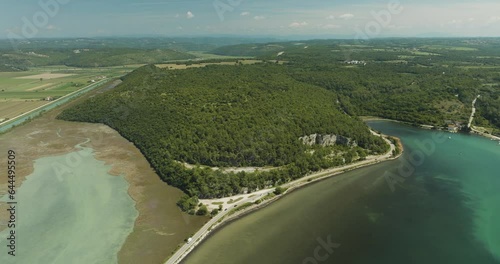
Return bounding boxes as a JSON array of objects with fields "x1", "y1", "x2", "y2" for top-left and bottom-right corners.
[
  {"x1": 165, "y1": 192, "x2": 269, "y2": 264},
  {"x1": 468, "y1": 95, "x2": 480, "y2": 128},
  {"x1": 165, "y1": 131, "x2": 397, "y2": 264}
]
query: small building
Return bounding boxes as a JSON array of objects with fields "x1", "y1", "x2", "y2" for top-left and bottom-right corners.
[
  {"x1": 45, "y1": 96, "x2": 54, "y2": 101},
  {"x1": 447, "y1": 124, "x2": 459, "y2": 133}
]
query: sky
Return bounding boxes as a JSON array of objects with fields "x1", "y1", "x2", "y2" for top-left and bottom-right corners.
[{"x1": 1, "y1": 0, "x2": 500, "y2": 39}]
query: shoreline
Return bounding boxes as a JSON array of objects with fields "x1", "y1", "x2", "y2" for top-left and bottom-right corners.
[
  {"x1": 0, "y1": 79, "x2": 207, "y2": 264},
  {"x1": 362, "y1": 116, "x2": 500, "y2": 141},
  {"x1": 471, "y1": 128, "x2": 500, "y2": 141},
  {"x1": 167, "y1": 132, "x2": 403, "y2": 264}
]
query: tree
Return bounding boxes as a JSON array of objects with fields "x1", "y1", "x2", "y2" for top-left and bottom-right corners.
[
  {"x1": 176, "y1": 195, "x2": 198, "y2": 212},
  {"x1": 210, "y1": 209, "x2": 219, "y2": 216},
  {"x1": 274, "y1": 186, "x2": 286, "y2": 195},
  {"x1": 196, "y1": 205, "x2": 208, "y2": 216}
]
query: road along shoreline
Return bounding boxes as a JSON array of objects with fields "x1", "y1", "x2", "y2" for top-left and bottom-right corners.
[{"x1": 166, "y1": 132, "x2": 403, "y2": 264}]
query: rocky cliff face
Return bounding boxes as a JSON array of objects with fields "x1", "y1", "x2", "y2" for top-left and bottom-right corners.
[{"x1": 299, "y1": 134, "x2": 356, "y2": 147}]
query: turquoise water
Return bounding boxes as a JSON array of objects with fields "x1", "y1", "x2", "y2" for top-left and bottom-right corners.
[
  {"x1": 183, "y1": 121, "x2": 500, "y2": 264},
  {"x1": 0, "y1": 144, "x2": 138, "y2": 263}
]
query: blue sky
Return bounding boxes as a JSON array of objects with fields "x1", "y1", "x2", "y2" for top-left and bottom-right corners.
[{"x1": 2, "y1": 0, "x2": 500, "y2": 39}]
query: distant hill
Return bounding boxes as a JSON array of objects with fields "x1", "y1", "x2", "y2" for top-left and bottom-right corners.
[
  {"x1": 210, "y1": 43, "x2": 293, "y2": 57},
  {"x1": 61, "y1": 48, "x2": 196, "y2": 67},
  {"x1": 0, "y1": 48, "x2": 196, "y2": 69},
  {"x1": 0, "y1": 37, "x2": 282, "y2": 52}
]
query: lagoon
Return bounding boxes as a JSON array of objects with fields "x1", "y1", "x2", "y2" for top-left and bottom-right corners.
[{"x1": 0, "y1": 144, "x2": 138, "y2": 264}]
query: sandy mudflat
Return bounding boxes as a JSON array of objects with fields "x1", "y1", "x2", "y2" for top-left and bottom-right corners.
[{"x1": 0, "y1": 81, "x2": 207, "y2": 264}]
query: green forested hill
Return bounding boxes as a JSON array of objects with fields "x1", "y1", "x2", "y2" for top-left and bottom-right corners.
[
  {"x1": 0, "y1": 48, "x2": 196, "y2": 70},
  {"x1": 58, "y1": 64, "x2": 388, "y2": 198},
  {"x1": 211, "y1": 38, "x2": 500, "y2": 132},
  {"x1": 61, "y1": 48, "x2": 196, "y2": 67}
]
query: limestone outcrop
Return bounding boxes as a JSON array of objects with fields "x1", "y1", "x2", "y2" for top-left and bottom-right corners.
[{"x1": 299, "y1": 134, "x2": 356, "y2": 147}]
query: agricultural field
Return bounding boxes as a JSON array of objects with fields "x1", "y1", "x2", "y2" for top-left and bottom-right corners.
[
  {"x1": 187, "y1": 51, "x2": 253, "y2": 60},
  {"x1": 0, "y1": 101, "x2": 48, "y2": 122},
  {"x1": 0, "y1": 65, "x2": 133, "y2": 123},
  {"x1": 156, "y1": 59, "x2": 263, "y2": 69}
]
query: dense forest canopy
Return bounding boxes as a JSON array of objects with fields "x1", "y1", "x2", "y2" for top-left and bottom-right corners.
[
  {"x1": 57, "y1": 37, "x2": 500, "y2": 200},
  {"x1": 213, "y1": 38, "x2": 500, "y2": 133},
  {"x1": 58, "y1": 64, "x2": 388, "y2": 198}
]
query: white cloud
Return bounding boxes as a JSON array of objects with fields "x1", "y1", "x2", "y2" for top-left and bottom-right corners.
[
  {"x1": 339, "y1": 13, "x2": 354, "y2": 20},
  {"x1": 186, "y1": 11, "x2": 194, "y2": 19},
  {"x1": 254, "y1": 15, "x2": 265, "y2": 20},
  {"x1": 326, "y1": 15, "x2": 335, "y2": 20},
  {"x1": 46, "y1": 25, "x2": 58, "y2": 30},
  {"x1": 289, "y1": 21, "x2": 308, "y2": 28},
  {"x1": 449, "y1": 19, "x2": 463, "y2": 25},
  {"x1": 487, "y1": 16, "x2": 500, "y2": 24},
  {"x1": 241, "y1": 12, "x2": 250, "y2": 16},
  {"x1": 323, "y1": 24, "x2": 341, "y2": 29}
]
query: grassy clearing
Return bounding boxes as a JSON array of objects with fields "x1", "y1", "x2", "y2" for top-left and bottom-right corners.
[
  {"x1": 338, "y1": 44, "x2": 373, "y2": 48},
  {"x1": 187, "y1": 51, "x2": 253, "y2": 60},
  {"x1": 459, "y1": 66, "x2": 500, "y2": 70},
  {"x1": 421, "y1": 45, "x2": 478, "y2": 51},
  {"x1": 227, "y1": 197, "x2": 243, "y2": 204},
  {"x1": 384, "y1": 60, "x2": 408, "y2": 64},
  {"x1": 398, "y1": 55, "x2": 416, "y2": 59},
  {"x1": 411, "y1": 51, "x2": 440, "y2": 56},
  {"x1": 227, "y1": 202, "x2": 254, "y2": 216},
  {"x1": 434, "y1": 99, "x2": 466, "y2": 117},
  {"x1": 476, "y1": 56, "x2": 500, "y2": 59},
  {"x1": 156, "y1": 59, "x2": 262, "y2": 70}
]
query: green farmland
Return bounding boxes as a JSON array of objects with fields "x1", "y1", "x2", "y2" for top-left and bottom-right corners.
[{"x1": 0, "y1": 66, "x2": 132, "y2": 123}]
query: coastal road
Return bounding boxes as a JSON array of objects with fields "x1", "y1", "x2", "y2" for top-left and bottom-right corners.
[
  {"x1": 165, "y1": 191, "x2": 271, "y2": 264},
  {"x1": 468, "y1": 95, "x2": 480, "y2": 128},
  {"x1": 165, "y1": 209, "x2": 226, "y2": 264},
  {"x1": 466, "y1": 95, "x2": 500, "y2": 141},
  {"x1": 165, "y1": 131, "x2": 397, "y2": 264}
]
